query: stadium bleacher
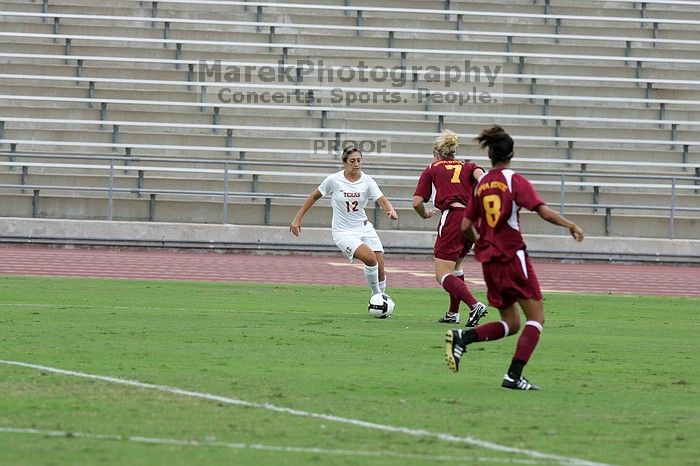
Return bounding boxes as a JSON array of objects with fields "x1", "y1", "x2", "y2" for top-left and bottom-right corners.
[{"x1": 0, "y1": 0, "x2": 698, "y2": 251}]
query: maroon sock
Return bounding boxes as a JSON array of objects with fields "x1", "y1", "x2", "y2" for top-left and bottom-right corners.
[
  {"x1": 442, "y1": 274, "x2": 477, "y2": 308},
  {"x1": 448, "y1": 274, "x2": 465, "y2": 314},
  {"x1": 475, "y1": 321, "x2": 508, "y2": 342},
  {"x1": 514, "y1": 321, "x2": 542, "y2": 363}
]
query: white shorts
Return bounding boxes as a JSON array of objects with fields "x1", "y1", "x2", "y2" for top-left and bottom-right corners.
[{"x1": 332, "y1": 223, "x2": 384, "y2": 262}]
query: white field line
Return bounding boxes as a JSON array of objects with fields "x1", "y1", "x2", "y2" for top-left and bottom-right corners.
[
  {"x1": 0, "y1": 360, "x2": 613, "y2": 466},
  {"x1": 0, "y1": 289, "x2": 668, "y2": 314},
  {"x1": 0, "y1": 303, "x2": 363, "y2": 317},
  {"x1": 0, "y1": 426, "x2": 551, "y2": 465}
]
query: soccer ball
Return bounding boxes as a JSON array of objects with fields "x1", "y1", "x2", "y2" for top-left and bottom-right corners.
[{"x1": 368, "y1": 293, "x2": 395, "y2": 319}]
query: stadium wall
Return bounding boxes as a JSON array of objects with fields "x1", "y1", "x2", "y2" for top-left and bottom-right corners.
[{"x1": 0, "y1": 217, "x2": 697, "y2": 264}]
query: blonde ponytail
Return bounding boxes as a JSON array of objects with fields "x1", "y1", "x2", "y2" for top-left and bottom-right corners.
[{"x1": 434, "y1": 130, "x2": 459, "y2": 159}]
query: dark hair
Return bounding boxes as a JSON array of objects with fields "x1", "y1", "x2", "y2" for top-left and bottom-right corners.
[
  {"x1": 341, "y1": 145, "x2": 362, "y2": 163},
  {"x1": 473, "y1": 125, "x2": 514, "y2": 165}
]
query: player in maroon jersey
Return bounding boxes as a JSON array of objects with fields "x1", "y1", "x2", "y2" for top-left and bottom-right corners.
[
  {"x1": 413, "y1": 130, "x2": 488, "y2": 326},
  {"x1": 445, "y1": 125, "x2": 584, "y2": 390}
]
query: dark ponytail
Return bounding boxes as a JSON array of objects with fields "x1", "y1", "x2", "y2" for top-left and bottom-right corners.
[{"x1": 474, "y1": 125, "x2": 514, "y2": 165}]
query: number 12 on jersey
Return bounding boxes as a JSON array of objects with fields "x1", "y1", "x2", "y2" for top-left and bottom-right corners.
[{"x1": 345, "y1": 201, "x2": 359, "y2": 212}]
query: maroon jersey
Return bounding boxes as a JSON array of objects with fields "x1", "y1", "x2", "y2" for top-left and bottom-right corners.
[
  {"x1": 414, "y1": 160, "x2": 482, "y2": 211},
  {"x1": 466, "y1": 168, "x2": 545, "y2": 263}
]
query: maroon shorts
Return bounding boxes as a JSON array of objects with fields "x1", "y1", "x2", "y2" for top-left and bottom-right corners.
[
  {"x1": 482, "y1": 251, "x2": 543, "y2": 309},
  {"x1": 434, "y1": 207, "x2": 472, "y2": 262}
]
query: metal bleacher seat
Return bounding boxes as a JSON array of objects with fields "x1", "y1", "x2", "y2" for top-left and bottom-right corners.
[{"x1": 0, "y1": 0, "x2": 698, "y2": 241}]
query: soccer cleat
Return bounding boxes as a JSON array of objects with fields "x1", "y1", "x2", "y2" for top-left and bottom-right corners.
[
  {"x1": 501, "y1": 374, "x2": 540, "y2": 391},
  {"x1": 445, "y1": 329, "x2": 466, "y2": 373},
  {"x1": 438, "y1": 312, "x2": 459, "y2": 324},
  {"x1": 465, "y1": 302, "x2": 488, "y2": 327}
]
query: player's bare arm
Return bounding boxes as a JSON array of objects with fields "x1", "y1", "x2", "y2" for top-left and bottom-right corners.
[
  {"x1": 535, "y1": 204, "x2": 585, "y2": 242},
  {"x1": 290, "y1": 189, "x2": 322, "y2": 236},
  {"x1": 412, "y1": 195, "x2": 436, "y2": 219},
  {"x1": 461, "y1": 216, "x2": 474, "y2": 233},
  {"x1": 377, "y1": 196, "x2": 398, "y2": 220}
]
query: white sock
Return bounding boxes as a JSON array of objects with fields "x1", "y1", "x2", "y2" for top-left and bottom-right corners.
[
  {"x1": 364, "y1": 264, "x2": 382, "y2": 295},
  {"x1": 379, "y1": 279, "x2": 387, "y2": 294}
]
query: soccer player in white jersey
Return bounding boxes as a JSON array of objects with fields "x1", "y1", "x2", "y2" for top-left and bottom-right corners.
[{"x1": 290, "y1": 146, "x2": 398, "y2": 297}]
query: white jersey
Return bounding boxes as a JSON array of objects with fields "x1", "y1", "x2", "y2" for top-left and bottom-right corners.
[{"x1": 318, "y1": 170, "x2": 384, "y2": 232}]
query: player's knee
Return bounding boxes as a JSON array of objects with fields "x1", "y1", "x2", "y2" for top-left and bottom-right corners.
[
  {"x1": 505, "y1": 318, "x2": 520, "y2": 335},
  {"x1": 435, "y1": 272, "x2": 452, "y2": 285},
  {"x1": 364, "y1": 252, "x2": 378, "y2": 267}
]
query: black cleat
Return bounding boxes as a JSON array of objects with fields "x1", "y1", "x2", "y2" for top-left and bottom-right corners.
[
  {"x1": 445, "y1": 329, "x2": 466, "y2": 373},
  {"x1": 465, "y1": 302, "x2": 488, "y2": 327},
  {"x1": 501, "y1": 374, "x2": 540, "y2": 391},
  {"x1": 438, "y1": 312, "x2": 459, "y2": 324}
]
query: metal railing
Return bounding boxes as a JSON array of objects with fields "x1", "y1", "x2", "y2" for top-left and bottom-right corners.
[
  {"x1": 1, "y1": 156, "x2": 697, "y2": 238},
  {"x1": 4, "y1": 52, "x2": 699, "y2": 89},
  {"x1": 5, "y1": 11, "x2": 700, "y2": 50},
  {"x1": 143, "y1": 0, "x2": 700, "y2": 26}
]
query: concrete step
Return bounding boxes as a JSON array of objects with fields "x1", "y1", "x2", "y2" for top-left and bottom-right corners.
[
  {"x1": 4, "y1": 41, "x2": 699, "y2": 82},
  {"x1": 26, "y1": 0, "x2": 697, "y2": 18},
  {"x1": 0, "y1": 98, "x2": 694, "y2": 128},
  {"x1": 0, "y1": 74, "x2": 675, "y2": 106},
  {"x1": 1, "y1": 118, "x2": 695, "y2": 160},
  {"x1": 0, "y1": 190, "x2": 695, "y2": 239},
  {"x1": 6, "y1": 17, "x2": 692, "y2": 57},
  {"x1": 1, "y1": 114, "x2": 696, "y2": 166},
  {"x1": 2, "y1": 145, "x2": 695, "y2": 177},
  {"x1": 2, "y1": 118, "x2": 695, "y2": 150},
  {"x1": 3, "y1": 83, "x2": 698, "y2": 123},
  {"x1": 7, "y1": 0, "x2": 698, "y2": 30},
  {"x1": 3, "y1": 156, "x2": 696, "y2": 186},
  {"x1": 4, "y1": 61, "x2": 699, "y2": 98},
  {"x1": 2, "y1": 139, "x2": 693, "y2": 168},
  {"x1": 4, "y1": 27, "x2": 699, "y2": 74},
  {"x1": 29, "y1": 92, "x2": 700, "y2": 124},
  {"x1": 4, "y1": 69, "x2": 685, "y2": 102},
  {"x1": 3, "y1": 165, "x2": 696, "y2": 210}
]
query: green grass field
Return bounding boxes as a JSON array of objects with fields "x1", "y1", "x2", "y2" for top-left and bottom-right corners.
[{"x1": 0, "y1": 275, "x2": 697, "y2": 466}]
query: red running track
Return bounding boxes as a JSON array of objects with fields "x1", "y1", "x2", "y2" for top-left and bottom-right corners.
[{"x1": 0, "y1": 245, "x2": 698, "y2": 297}]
